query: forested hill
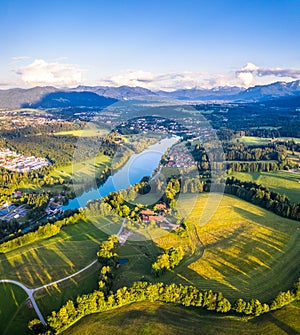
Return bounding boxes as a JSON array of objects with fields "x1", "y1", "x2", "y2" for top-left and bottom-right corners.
[{"x1": 22, "y1": 91, "x2": 118, "y2": 109}]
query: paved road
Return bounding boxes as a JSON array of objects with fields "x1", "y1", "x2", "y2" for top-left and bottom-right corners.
[
  {"x1": 0, "y1": 230, "x2": 128, "y2": 326},
  {"x1": 0, "y1": 279, "x2": 46, "y2": 325},
  {"x1": 0, "y1": 259, "x2": 99, "y2": 325},
  {"x1": 33, "y1": 259, "x2": 98, "y2": 292}
]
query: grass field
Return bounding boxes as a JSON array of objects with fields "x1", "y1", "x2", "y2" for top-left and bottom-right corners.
[
  {"x1": 114, "y1": 193, "x2": 300, "y2": 302},
  {"x1": 231, "y1": 170, "x2": 300, "y2": 203},
  {"x1": 50, "y1": 154, "x2": 111, "y2": 180},
  {"x1": 54, "y1": 127, "x2": 109, "y2": 137},
  {"x1": 62, "y1": 301, "x2": 300, "y2": 335},
  {"x1": 17, "y1": 154, "x2": 111, "y2": 196},
  {"x1": 0, "y1": 246, "x2": 102, "y2": 335},
  {"x1": 231, "y1": 136, "x2": 300, "y2": 146},
  {"x1": 0, "y1": 214, "x2": 123, "y2": 335},
  {"x1": 35, "y1": 261, "x2": 100, "y2": 318},
  {"x1": 0, "y1": 283, "x2": 36, "y2": 335},
  {"x1": 2, "y1": 193, "x2": 300, "y2": 333},
  {"x1": 0, "y1": 216, "x2": 114, "y2": 288}
]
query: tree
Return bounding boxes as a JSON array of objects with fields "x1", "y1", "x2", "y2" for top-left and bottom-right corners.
[{"x1": 233, "y1": 298, "x2": 246, "y2": 313}]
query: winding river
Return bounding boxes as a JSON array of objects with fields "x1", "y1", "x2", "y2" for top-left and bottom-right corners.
[{"x1": 63, "y1": 136, "x2": 179, "y2": 210}]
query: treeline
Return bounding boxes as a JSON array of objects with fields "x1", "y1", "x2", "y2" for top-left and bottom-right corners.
[
  {"x1": 224, "y1": 143, "x2": 286, "y2": 161},
  {"x1": 0, "y1": 121, "x2": 83, "y2": 138},
  {"x1": 0, "y1": 166, "x2": 52, "y2": 191},
  {"x1": 97, "y1": 236, "x2": 119, "y2": 295},
  {"x1": 3, "y1": 172, "x2": 299, "y2": 253},
  {"x1": 225, "y1": 177, "x2": 300, "y2": 220},
  {"x1": 190, "y1": 142, "x2": 286, "y2": 165},
  {"x1": 228, "y1": 161, "x2": 280, "y2": 173},
  {"x1": 152, "y1": 247, "x2": 185, "y2": 276},
  {"x1": 2, "y1": 131, "x2": 119, "y2": 167},
  {"x1": 6, "y1": 135, "x2": 100, "y2": 166},
  {"x1": 0, "y1": 210, "x2": 82, "y2": 253},
  {"x1": 29, "y1": 278, "x2": 300, "y2": 335}
]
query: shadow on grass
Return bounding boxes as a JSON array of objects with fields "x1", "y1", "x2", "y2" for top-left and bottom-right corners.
[{"x1": 267, "y1": 313, "x2": 300, "y2": 335}]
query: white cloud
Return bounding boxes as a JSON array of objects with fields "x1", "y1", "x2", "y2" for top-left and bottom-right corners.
[
  {"x1": 98, "y1": 64, "x2": 300, "y2": 90},
  {"x1": 15, "y1": 59, "x2": 82, "y2": 87},
  {"x1": 237, "y1": 71, "x2": 255, "y2": 86},
  {"x1": 9, "y1": 59, "x2": 300, "y2": 90},
  {"x1": 236, "y1": 62, "x2": 258, "y2": 86},
  {"x1": 235, "y1": 63, "x2": 300, "y2": 87},
  {"x1": 257, "y1": 67, "x2": 300, "y2": 78},
  {"x1": 241, "y1": 62, "x2": 259, "y2": 72},
  {"x1": 99, "y1": 70, "x2": 217, "y2": 91}
]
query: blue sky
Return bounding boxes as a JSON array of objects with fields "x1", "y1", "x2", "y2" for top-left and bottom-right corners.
[{"x1": 1, "y1": 0, "x2": 299, "y2": 89}]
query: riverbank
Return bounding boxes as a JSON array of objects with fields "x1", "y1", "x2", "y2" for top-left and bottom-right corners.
[{"x1": 63, "y1": 136, "x2": 179, "y2": 210}]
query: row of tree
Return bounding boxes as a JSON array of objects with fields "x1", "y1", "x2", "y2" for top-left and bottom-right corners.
[
  {"x1": 97, "y1": 236, "x2": 120, "y2": 295},
  {"x1": 225, "y1": 177, "x2": 300, "y2": 220},
  {"x1": 228, "y1": 161, "x2": 280, "y2": 173},
  {"x1": 29, "y1": 278, "x2": 300, "y2": 335},
  {"x1": 0, "y1": 210, "x2": 81, "y2": 253}
]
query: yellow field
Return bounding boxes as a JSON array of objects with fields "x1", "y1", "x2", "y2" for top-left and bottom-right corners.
[
  {"x1": 170, "y1": 193, "x2": 300, "y2": 300},
  {"x1": 113, "y1": 193, "x2": 300, "y2": 301},
  {"x1": 54, "y1": 127, "x2": 109, "y2": 137}
]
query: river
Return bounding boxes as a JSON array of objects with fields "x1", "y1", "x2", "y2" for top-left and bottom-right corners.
[{"x1": 63, "y1": 136, "x2": 179, "y2": 210}]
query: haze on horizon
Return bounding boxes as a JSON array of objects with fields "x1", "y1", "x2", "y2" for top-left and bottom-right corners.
[{"x1": 0, "y1": 0, "x2": 299, "y2": 91}]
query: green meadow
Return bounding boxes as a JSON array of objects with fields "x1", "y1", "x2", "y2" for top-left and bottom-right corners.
[
  {"x1": 231, "y1": 170, "x2": 300, "y2": 203},
  {"x1": 50, "y1": 153, "x2": 111, "y2": 180},
  {"x1": 1, "y1": 193, "x2": 300, "y2": 333},
  {"x1": 231, "y1": 136, "x2": 300, "y2": 146},
  {"x1": 0, "y1": 283, "x2": 36, "y2": 335},
  {"x1": 63, "y1": 301, "x2": 300, "y2": 335},
  {"x1": 114, "y1": 193, "x2": 300, "y2": 302},
  {"x1": 0, "y1": 217, "x2": 115, "y2": 288}
]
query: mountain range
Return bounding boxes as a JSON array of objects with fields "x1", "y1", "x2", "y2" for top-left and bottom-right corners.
[{"x1": 0, "y1": 80, "x2": 300, "y2": 109}]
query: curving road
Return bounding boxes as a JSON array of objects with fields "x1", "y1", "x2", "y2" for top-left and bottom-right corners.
[
  {"x1": 0, "y1": 259, "x2": 99, "y2": 325},
  {"x1": 1, "y1": 229, "x2": 127, "y2": 326},
  {"x1": 0, "y1": 279, "x2": 46, "y2": 324},
  {"x1": 33, "y1": 259, "x2": 98, "y2": 292}
]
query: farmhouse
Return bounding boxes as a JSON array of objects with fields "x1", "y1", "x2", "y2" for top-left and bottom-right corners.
[
  {"x1": 155, "y1": 203, "x2": 167, "y2": 210},
  {"x1": 141, "y1": 209, "x2": 155, "y2": 215}
]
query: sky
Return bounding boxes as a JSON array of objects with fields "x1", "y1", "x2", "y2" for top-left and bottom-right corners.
[{"x1": 0, "y1": 0, "x2": 300, "y2": 90}]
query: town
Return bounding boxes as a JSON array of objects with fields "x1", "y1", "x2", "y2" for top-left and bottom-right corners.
[
  {"x1": 0, "y1": 148, "x2": 50, "y2": 172},
  {"x1": 164, "y1": 145, "x2": 197, "y2": 169}
]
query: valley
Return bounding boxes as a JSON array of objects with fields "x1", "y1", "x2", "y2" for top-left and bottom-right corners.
[{"x1": 0, "y1": 84, "x2": 300, "y2": 335}]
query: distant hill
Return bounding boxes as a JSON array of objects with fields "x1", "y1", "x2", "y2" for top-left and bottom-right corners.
[
  {"x1": 0, "y1": 86, "x2": 57, "y2": 109},
  {"x1": 72, "y1": 85, "x2": 158, "y2": 100},
  {"x1": 234, "y1": 80, "x2": 300, "y2": 102},
  {"x1": 22, "y1": 91, "x2": 117, "y2": 109},
  {"x1": 157, "y1": 86, "x2": 243, "y2": 100},
  {"x1": 1, "y1": 80, "x2": 300, "y2": 108}
]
